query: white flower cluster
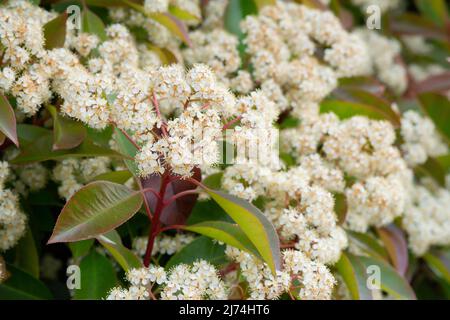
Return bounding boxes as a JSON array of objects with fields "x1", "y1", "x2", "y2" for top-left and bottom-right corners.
[
  {"x1": 0, "y1": 161, "x2": 27, "y2": 251},
  {"x1": 225, "y1": 246, "x2": 335, "y2": 300},
  {"x1": 134, "y1": 64, "x2": 240, "y2": 178},
  {"x1": 0, "y1": 1, "x2": 55, "y2": 114},
  {"x1": 182, "y1": 29, "x2": 246, "y2": 90},
  {"x1": 239, "y1": 2, "x2": 371, "y2": 116},
  {"x1": 223, "y1": 161, "x2": 347, "y2": 265},
  {"x1": 107, "y1": 260, "x2": 227, "y2": 300},
  {"x1": 355, "y1": 29, "x2": 408, "y2": 95},
  {"x1": 52, "y1": 157, "x2": 111, "y2": 199},
  {"x1": 133, "y1": 233, "x2": 195, "y2": 257},
  {"x1": 403, "y1": 181, "x2": 450, "y2": 256},
  {"x1": 400, "y1": 110, "x2": 448, "y2": 166}
]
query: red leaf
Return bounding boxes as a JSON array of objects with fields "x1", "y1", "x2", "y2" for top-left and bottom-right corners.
[
  {"x1": 415, "y1": 72, "x2": 450, "y2": 94},
  {"x1": 377, "y1": 225, "x2": 409, "y2": 276},
  {"x1": 0, "y1": 93, "x2": 19, "y2": 147},
  {"x1": 141, "y1": 168, "x2": 201, "y2": 226}
]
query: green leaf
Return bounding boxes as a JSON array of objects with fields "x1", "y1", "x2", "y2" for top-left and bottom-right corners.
[
  {"x1": 358, "y1": 255, "x2": 416, "y2": 300},
  {"x1": 419, "y1": 93, "x2": 450, "y2": 143},
  {"x1": 332, "y1": 88, "x2": 401, "y2": 126},
  {"x1": 336, "y1": 252, "x2": 373, "y2": 300},
  {"x1": 86, "y1": 125, "x2": 114, "y2": 148},
  {"x1": 168, "y1": 5, "x2": 200, "y2": 21},
  {"x1": 253, "y1": 0, "x2": 276, "y2": 10},
  {"x1": 91, "y1": 170, "x2": 133, "y2": 184},
  {"x1": 147, "y1": 12, "x2": 191, "y2": 46},
  {"x1": 202, "y1": 172, "x2": 223, "y2": 189},
  {"x1": 16, "y1": 124, "x2": 49, "y2": 146},
  {"x1": 424, "y1": 249, "x2": 450, "y2": 284},
  {"x1": 224, "y1": 0, "x2": 258, "y2": 39},
  {"x1": 97, "y1": 230, "x2": 143, "y2": 272},
  {"x1": 415, "y1": 0, "x2": 448, "y2": 27},
  {"x1": 74, "y1": 251, "x2": 117, "y2": 300},
  {"x1": 334, "y1": 193, "x2": 347, "y2": 225},
  {"x1": 14, "y1": 228, "x2": 40, "y2": 279},
  {"x1": 204, "y1": 189, "x2": 281, "y2": 273},
  {"x1": 11, "y1": 133, "x2": 124, "y2": 165},
  {"x1": 46, "y1": 105, "x2": 87, "y2": 150},
  {"x1": 185, "y1": 221, "x2": 260, "y2": 258},
  {"x1": 415, "y1": 157, "x2": 447, "y2": 187},
  {"x1": 82, "y1": 8, "x2": 107, "y2": 41},
  {"x1": 121, "y1": 0, "x2": 191, "y2": 46},
  {"x1": 68, "y1": 239, "x2": 95, "y2": 259},
  {"x1": 0, "y1": 93, "x2": 19, "y2": 147},
  {"x1": 347, "y1": 231, "x2": 389, "y2": 261},
  {"x1": 187, "y1": 199, "x2": 233, "y2": 225},
  {"x1": 0, "y1": 265, "x2": 53, "y2": 300},
  {"x1": 147, "y1": 44, "x2": 178, "y2": 65},
  {"x1": 48, "y1": 181, "x2": 143, "y2": 243},
  {"x1": 113, "y1": 128, "x2": 139, "y2": 176},
  {"x1": 320, "y1": 100, "x2": 398, "y2": 125},
  {"x1": 43, "y1": 12, "x2": 68, "y2": 49},
  {"x1": 436, "y1": 154, "x2": 450, "y2": 171},
  {"x1": 165, "y1": 236, "x2": 227, "y2": 269}
]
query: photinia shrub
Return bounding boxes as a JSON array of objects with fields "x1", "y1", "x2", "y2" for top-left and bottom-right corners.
[{"x1": 0, "y1": 0, "x2": 449, "y2": 301}]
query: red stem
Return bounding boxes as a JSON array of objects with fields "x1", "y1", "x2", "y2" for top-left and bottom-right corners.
[
  {"x1": 151, "y1": 93, "x2": 168, "y2": 137},
  {"x1": 163, "y1": 189, "x2": 200, "y2": 206},
  {"x1": 222, "y1": 116, "x2": 242, "y2": 130}
]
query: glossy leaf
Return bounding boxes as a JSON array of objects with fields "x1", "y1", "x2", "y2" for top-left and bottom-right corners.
[
  {"x1": 97, "y1": 230, "x2": 143, "y2": 272},
  {"x1": 419, "y1": 93, "x2": 450, "y2": 143},
  {"x1": 204, "y1": 188, "x2": 281, "y2": 273},
  {"x1": 148, "y1": 44, "x2": 178, "y2": 65},
  {"x1": 321, "y1": 99, "x2": 398, "y2": 125},
  {"x1": 336, "y1": 252, "x2": 373, "y2": 300},
  {"x1": 331, "y1": 89, "x2": 400, "y2": 126},
  {"x1": 424, "y1": 249, "x2": 450, "y2": 284},
  {"x1": 168, "y1": 5, "x2": 200, "y2": 21},
  {"x1": 46, "y1": 105, "x2": 87, "y2": 150},
  {"x1": 82, "y1": 8, "x2": 107, "y2": 41},
  {"x1": 68, "y1": 239, "x2": 95, "y2": 259},
  {"x1": 48, "y1": 181, "x2": 143, "y2": 243},
  {"x1": 253, "y1": 0, "x2": 276, "y2": 10},
  {"x1": 74, "y1": 251, "x2": 117, "y2": 300},
  {"x1": 185, "y1": 221, "x2": 260, "y2": 258},
  {"x1": 91, "y1": 170, "x2": 133, "y2": 184},
  {"x1": 347, "y1": 231, "x2": 389, "y2": 261},
  {"x1": 141, "y1": 169, "x2": 201, "y2": 226},
  {"x1": 415, "y1": 72, "x2": 450, "y2": 94},
  {"x1": 358, "y1": 255, "x2": 416, "y2": 300},
  {"x1": 377, "y1": 225, "x2": 409, "y2": 276},
  {"x1": 0, "y1": 265, "x2": 53, "y2": 300},
  {"x1": 224, "y1": 0, "x2": 258, "y2": 39},
  {"x1": 415, "y1": 157, "x2": 447, "y2": 187},
  {"x1": 11, "y1": 133, "x2": 124, "y2": 165},
  {"x1": 0, "y1": 132, "x2": 5, "y2": 146},
  {"x1": 147, "y1": 12, "x2": 191, "y2": 46},
  {"x1": 166, "y1": 236, "x2": 227, "y2": 269},
  {"x1": 14, "y1": 228, "x2": 40, "y2": 278},
  {"x1": 43, "y1": 12, "x2": 67, "y2": 49},
  {"x1": 334, "y1": 193, "x2": 347, "y2": 225},
  {"x1": 415, "y1": 0, "x2": 448, "y2": 27},
  {"x1": 113, "y1": 128, "x2": 139, "y2": 176},
  {"x1": 16, "y1": 124, "x2": 49, "y2": 146},
  {"x1": 0, "y1": 93, "x2": 19, "y2": 147}
]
